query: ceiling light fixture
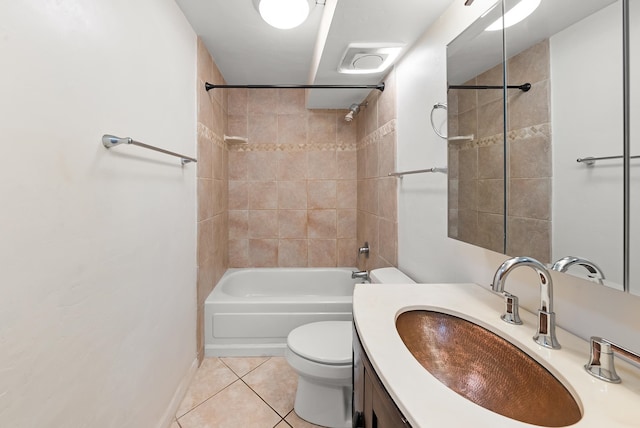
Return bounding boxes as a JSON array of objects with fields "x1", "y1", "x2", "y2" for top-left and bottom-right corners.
[
  {"x1": 258, "y1": 0, "x2": 310, "y2": 30},
  {"x1": 485, "y1": 0, "x2": 541, "y2": 31}
]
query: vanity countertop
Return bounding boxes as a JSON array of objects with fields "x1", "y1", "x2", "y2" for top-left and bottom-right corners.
[{"x1": 353, "y1": 282, "x2": 640, "y2": 427}]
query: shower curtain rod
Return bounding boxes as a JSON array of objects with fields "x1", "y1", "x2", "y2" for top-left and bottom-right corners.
[
  {"x1": 204, "y1": 82, "x2": 385, "y2": 92},
  {"x1": 448, "y1": 83, "x2": 531, "y2": 92}
]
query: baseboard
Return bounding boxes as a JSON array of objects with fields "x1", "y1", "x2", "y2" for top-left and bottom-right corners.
[{"x1": 157, "y1": 357, "x2": 199, "y2": 428}]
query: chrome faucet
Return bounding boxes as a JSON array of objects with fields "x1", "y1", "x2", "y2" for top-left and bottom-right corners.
[
  {"x1": 492, "y1": 256, "x2": 561, "y2": 349},
  {"x1": 551, "y1": 256, "x2": 605, "y2": 285},
  {"x1": 351, "y1": 270, "x2": 369, "y2": 281}
]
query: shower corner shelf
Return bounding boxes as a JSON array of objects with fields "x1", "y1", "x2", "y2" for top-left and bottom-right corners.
[{"x1": 224, "y1": 135, "x2": 249, "y2": 145}]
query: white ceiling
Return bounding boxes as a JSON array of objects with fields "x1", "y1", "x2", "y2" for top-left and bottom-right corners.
[{"x1": 174, "y1": 0, "x2": 454, "y2": 109}]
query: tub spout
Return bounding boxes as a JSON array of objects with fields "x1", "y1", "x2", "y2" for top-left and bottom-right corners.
[{"x1": 351, "y1": 270, "x2": 369, "y2": 281}]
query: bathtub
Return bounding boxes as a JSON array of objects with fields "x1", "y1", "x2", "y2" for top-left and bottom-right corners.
[{"x1": 204, "y1": 267, "x2": 360, "y2": 357}]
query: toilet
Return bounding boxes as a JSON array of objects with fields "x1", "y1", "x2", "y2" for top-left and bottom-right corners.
[{"x1": 285, "y1": 267, "x2": 415, "y2": 428}]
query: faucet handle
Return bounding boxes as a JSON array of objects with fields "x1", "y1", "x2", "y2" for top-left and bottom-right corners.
[
  {"x1": 585, "y1": 336, "x2": 640, "y2": 383},
  {"x1": 500, "y1": 292, "x2": 523, "y2": 325},
  {"x1": 533, "y1": 310, "x2": 561, "y2": 349}
]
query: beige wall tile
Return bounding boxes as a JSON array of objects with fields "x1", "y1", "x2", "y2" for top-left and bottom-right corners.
[
  {"x1": 247, "y1": 151, "x2": 277, "y2": 181},
  {"x1": 248, "y1": 210, "x2": 278, "y2": 238},
  {"x1": 197, "y1": 38, "x2": 214, "y2": 82},
  {"x1": 476, "y1": 64, "x2": 503, "y2": 106},
  {"x1": 212, "y1": 144, "x2": 225, "y2": 180},
  {"x1": 248, "y1": 239, "x2": 278, "y2": 267},
  {"x1": 507, "y1": 80, "x2": 549, "y2": 131},
  {"x1": 229, "y1": 239, "x2": 249, "y2": 267},
  {"x1": 458, "y1": 147, "x2": 478, "y2": 181},
  {"x1": 337, "y1": 209, "x2": 357, "y2": 239},
  {"x1": 364, "y1": 178, "x2": 379, "y2": 215},
  {"x1": 278, "y1": 210, "x2": 307, "y2": 239},
  {"x1": 458, "y1": 179, "x2": 478, "y2": 211},
  {"x1": 458, "y1": 108, "x2": 478, "y2": 140},
  {"x1": 477, "y1": 213, "x2": 504, "y2": 254},
  {"x1": 227, "y1": 114, "x2": 247, "y2": 139},
  {"x1": 197, "y1": 134, "x2": 213, "y2": 179},
  {"x1": 378, "y1": 178, "x2": 397, "y2": 221},
  {"x1": 457, "y1": 87, "x2": 477, "y2": 114},
  {"x1": 477, "y1": 179, "x2": 504, "y2": 215},
  {"x1": 508, "y1": 178, "x2": 551, "y2": 220},
  {"x1": 248, "y1": 113, "x2": 278, "y2": 144},
  {"x1": 277, "y1": 151, "x2": 308, "y2": 181},
  {"x1": 448, "y1": 179, "x2": 459, "y2": 210},
  {"x1": 307, "y1": 180, "x2": 337, "y2": 209},
  {"x1": 198, "y1": 179, "x2": 214, "y2": 221},
  {"x1": 229, "y1": 210, "x2": 248, "y2": 239},
  {"x1": 278, "y1": 239, "x2": 308, "y2": 267},
  {"x1": 248, "y1": 181, "x2": 278, "y2": 210},
  {"x1": 308, "y1": 209, "x2": 337, "y2": 238},
  {"x1": 198, "y1": 87, "x2": 214, "y2": 131},
  {"x1": 198, "y1": 218, "x2": 215, "y2": 268},
  {"x1": 248, "y1": 89, "x2": 278, "y2": 114},
  {"x1": 336, "y1": 179, "x2": 357, "y2": 209},
  {"x1": 228, "y1": 151, "x2": 248, "y2": 180},
  {"x1": 509, "y1": 134, "x2": 551, "y2": 179},
  {"x1": 228, "y1": 88, "x2": 248, "y2": 115},
  {"x1": 457, "y1": 209, "x2": 478, "y2": 246},
  {"x1": 477, "y1": 98, "x2": 504, "y2": 138},
  {"x1": 364, "y1": 92, "x2": 379, "y2": 136},
  {"x1": 278, "y1": 89, "x2": 306, "y2": 114},
  {"x1": 308, "y1": 112, "x2": 336, "y2": 144},
  {"x1": 356, "y1": 148, "x2": 365, "y2": 180},
  {"x1": 213, "y1": 179, "x2": 226, "y2": 215},
  {"x1": 508, "y1": 39, "x2": 550, "y2": 85},
  {"x1": 378, "y1": 219, "x2": 397, "y2": 266},
  {"x1": 308, "y1": 151, "x2": 337, "y2": 179},
  {"x1": 364, "y1": 143, "x2": 379, "y2": 179},
  {"x1": 378, "y1": 132, "x2": 396, "y2": 177},
  {"x1": 478, "y1": 142, "x2": 504, "y2": 179},
  {"x1": 278, "y1": 181, "x2": 307, "y2": 209},
  {"x1": 378, "y1": 69, "x2": 396, "y2": 126},
  {"x1": 337, "y1": 117, "x2": 357, "y2": 146},
  {"x1": 278, "y1": 114, "x2": 308, "y2": 144},
  {"x1": 337, "y1": 238, "x2": 358, "y2": 267},
  {"x1": 229, "y1": 180, "x2": 248, "y2": 210},
  {"x1": 507, "y1": 217, "x2": 551, "y2": 264},
  {"x1": 336, "y1": 150, "x2": 357, "y2": 180},
  {"x1": 308, "y1": 239, "x2": 337, "y2": 267}
]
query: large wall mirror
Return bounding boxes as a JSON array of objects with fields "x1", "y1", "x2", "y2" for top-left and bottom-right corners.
[{"x1": 447, "y1": 0, "x2": 639, "y2": 295}]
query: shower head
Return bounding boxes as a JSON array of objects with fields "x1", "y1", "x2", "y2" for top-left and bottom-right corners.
[{"x1": 344, "y1": 102, "x2": 366, "y2": 122}]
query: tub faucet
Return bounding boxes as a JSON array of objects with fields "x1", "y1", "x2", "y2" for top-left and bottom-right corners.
[
  {"x1": 551, "y1": 256, "x2": 605, "y2": 285},
  {"x1": 351, "y1": 270, "x2": 369, "y2": 281},
  {"x1": 492, "y1": 256, "x2": 561, "y2": 349}
]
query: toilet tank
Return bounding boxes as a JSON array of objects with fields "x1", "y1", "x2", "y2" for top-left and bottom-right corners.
[{"x1": 369, "y1": 267, "x2": 415, "y2": 284}]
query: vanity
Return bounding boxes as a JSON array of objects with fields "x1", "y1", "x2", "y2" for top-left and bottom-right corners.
[{"x1": 352, "y1": 282, "x2": 640, "y2": 427}]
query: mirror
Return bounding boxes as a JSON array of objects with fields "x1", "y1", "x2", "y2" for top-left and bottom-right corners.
[{"x1": 447, "y1": 0, "x2": 640, "y2": 294}]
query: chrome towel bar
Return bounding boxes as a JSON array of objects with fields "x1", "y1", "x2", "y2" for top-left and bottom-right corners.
[
  {"x1": 388, "y1": 167, "x2": 448, "y2": 178},
  {"x1": 577, "y1": 154, "x2": 640, "y2": 166},
  {"x1": 102, "y1": 134, "x2": 197, "y2": 165}
]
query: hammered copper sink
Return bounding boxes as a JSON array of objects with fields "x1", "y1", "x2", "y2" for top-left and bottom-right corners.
[{"x1": 396, "y1": 311, "x2": 582, "y2": 427}]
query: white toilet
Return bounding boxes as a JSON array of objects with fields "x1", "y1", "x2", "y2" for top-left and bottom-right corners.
[{"x1": 285, "y1": 267, "x2": 415, "y2": 428}]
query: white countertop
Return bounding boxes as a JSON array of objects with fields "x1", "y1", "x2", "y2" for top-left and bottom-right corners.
[{"x1": 353, "y1": 283, "x2": 640, "y2": 427}]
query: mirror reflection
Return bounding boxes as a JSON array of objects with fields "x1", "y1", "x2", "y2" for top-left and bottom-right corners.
[{"x1": 446, "y1": 0, "x2": 640, "y2": 294}]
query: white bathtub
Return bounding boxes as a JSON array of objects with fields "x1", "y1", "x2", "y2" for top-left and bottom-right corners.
[{"x1": 204, "y1": 267, "x2": 360, "y2": 357}]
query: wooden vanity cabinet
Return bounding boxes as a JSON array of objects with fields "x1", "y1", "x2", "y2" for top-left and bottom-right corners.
[{"x1": 353, "y1": 326, "x2": 411, "y2": 428}]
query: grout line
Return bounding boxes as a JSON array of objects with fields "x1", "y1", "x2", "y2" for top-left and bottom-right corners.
[
  {"x1": 240, "y1": 377, "x2": 292, "y2": 419},
  {"x1": 176, "y1": 377, "x2": 242, "y2": 419},
  {"x1": 219, "y1": 356, "x2": 272, "y2": 378}
]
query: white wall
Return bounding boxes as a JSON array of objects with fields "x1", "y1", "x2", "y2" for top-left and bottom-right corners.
[
  {"x1": 396, "y1": 0, "x2": 640, "y2": 352},
  {"x1": 0, "y1": 1, "x2": 197, "y2": 427},
  {"x1": 551, "y1": 2, "x2": 624, "y2": 288}
]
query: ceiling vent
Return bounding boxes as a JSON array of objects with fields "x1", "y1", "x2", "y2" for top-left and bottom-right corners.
[{"x1": 338, "y1": 43, "x2": 404, "y2": 74}]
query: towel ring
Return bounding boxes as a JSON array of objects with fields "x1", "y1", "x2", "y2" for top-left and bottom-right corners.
[{"x1": 430, "y1": 102, "x2": 448, "y2": 139}]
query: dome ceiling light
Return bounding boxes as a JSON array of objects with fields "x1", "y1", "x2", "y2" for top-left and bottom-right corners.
[{"x1": 258, "y1": 0, "x2": 311, "y2": 30}]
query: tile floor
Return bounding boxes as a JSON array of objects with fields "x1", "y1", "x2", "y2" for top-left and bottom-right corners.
[{"x1": 170, "y1": 357, "x2": 324, "y2": 428}]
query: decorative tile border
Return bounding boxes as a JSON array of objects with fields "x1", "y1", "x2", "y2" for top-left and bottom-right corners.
[
  {"x1": 197, "y1": 122, "x2": 225, "y2": 149},
  {"x1": 450, "y1": 123, "x2": 551, "y2": 150},
  {"x1": 357, "y1": 119, "x2": 397, "y2": 149},
  {"x1": 226, "y1": 142, "x2": 356, "y2": 152}
]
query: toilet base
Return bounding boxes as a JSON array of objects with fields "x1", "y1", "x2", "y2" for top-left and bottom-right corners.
[{"x1": 293, "y1": 376, "x2": 352, "y2": 428}]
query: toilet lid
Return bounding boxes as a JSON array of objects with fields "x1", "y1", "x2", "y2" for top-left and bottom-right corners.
[{"x1": 288, "y1": 321, "x2": 353, "y2": 365}]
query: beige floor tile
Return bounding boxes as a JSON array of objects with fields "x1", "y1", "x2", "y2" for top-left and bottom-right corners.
[
  {"x1": 220, "y1": 356, "x2": 270, "y2": 377},
  {"x1": 243, "y1": 357, "x2": 298, "y2": 417},
  {"x1": 178, "y1": 380, "x2": 282, "y2": 428},
  {"x1": 285, "y1": 410, "x2": 325, "y2": 428},
  {"x1": 176, "y1": 358, "x2": 239, "y2": 417},
  {"x1": 169, "y1": 421, "x2": 181, "y2": 428},
  {"x1": 275, "y1": 421, "x2": 293, "y2": 428}
]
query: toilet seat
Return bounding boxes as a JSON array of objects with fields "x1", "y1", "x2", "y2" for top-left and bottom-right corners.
[{"x1": 287, "y1": 321, "x2": 352, "y2": 365}]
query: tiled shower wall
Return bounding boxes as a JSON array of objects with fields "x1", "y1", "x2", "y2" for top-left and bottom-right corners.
[
  {"x1": 448, "y1": 40, "x2": 551, "y2": 263},
  {"x1": 226, "y1": 89, "x2": 359, "y2": 268},
  {"x1": 356, "y1": 69, "x2": 398, "y2": 271},
  {"x1": 197, "y1": 39, "x2": 229, "y2": 362}
]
